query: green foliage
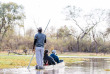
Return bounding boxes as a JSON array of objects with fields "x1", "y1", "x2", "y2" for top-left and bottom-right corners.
[
  {"x1": 19, "y1": 45, "x2": 26, "y2": 50},
  {"x1": 0, "y1": 2, "x2": 25, "y2": 22},
  {"x1": 57, "y1": 25, "x2": 70, "y2": 39},
  {"x1": 0, "y1": 2, "x2": 25, "y2": 51},
  {"x1": 0, "y1": 56, "x2": 36, "y2": 69},
  {"x1": 0, "y1": 2, "x2": 25, "y2": 43},
  {"x1": 45, "y1": 26, "x2": 75, "y2": 52}
]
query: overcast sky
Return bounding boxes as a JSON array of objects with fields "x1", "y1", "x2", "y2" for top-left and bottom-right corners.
[{"x1": 1, "y1": 0, "x2": 110, "y2": 34}]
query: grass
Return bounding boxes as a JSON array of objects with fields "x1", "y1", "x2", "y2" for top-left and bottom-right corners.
[
  {"x1": 0, "y1": 55, "x2": 88, "y2": 69},
  {"x1": 1, "y1": 51, "x2": 110, "y2": 69},
  {"x1": 0, "y1": 51, "x2": 27, "y2": 55},
  {"x1": 0, "y1": 56, "x2": 36, "y2": 69},
  {"x1": 1, "y1": 51, "x2": 110, "y2": 57},
  {"x1": 57, "y1": 52, "x2": 110, "y2": 57},
  {"x1": 0, "y1": 53, "x2": 19, "y2": 55},
  {"x1": 104, "y1": 69, "x2": 110, "y2": 71}
]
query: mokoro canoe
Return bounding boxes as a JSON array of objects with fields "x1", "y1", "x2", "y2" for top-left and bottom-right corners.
[
  {"x1": 35, "y1": 60, "x2": 65, "y2": 70},
  {"x1": 44, "y1": 60, "x2": 65, "y2": 69}
]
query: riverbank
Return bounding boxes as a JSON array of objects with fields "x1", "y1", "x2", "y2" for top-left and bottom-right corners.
[
  {"x1": 58, "y1": 52, "x2": 110, "y2": 57},
  {"x1": 1, "y1": 51, "x2": 110, "y2": 57},
  {"x1": 0, "y1": 51, "x2": 110, "y2": 57},
  {"x1": 0, "y1": 52, "x2": 110, "y2": 69},
  {"x1": 0, "y1": 55, "x2": 87, "y2": 69}
]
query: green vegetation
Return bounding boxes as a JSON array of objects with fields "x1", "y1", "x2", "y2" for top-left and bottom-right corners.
[
  {"x1": 0, "y1": 52, "x2": 21, "y2": 55},
  {"x1": 104, "y1": 69, "x2": 110, "y2": 71},
  {"x1": 0, "y1": 56, "x2": 36, "y2": 69},
  {"x1": 0, "y1": 55, "x2": 87, "y2": 69},
  {"x1": 57, "y1": 52, "x2": 110, "y2": 57},
  {"x1": 1, "y1": 51, "x2": 110, "y2": 57}
]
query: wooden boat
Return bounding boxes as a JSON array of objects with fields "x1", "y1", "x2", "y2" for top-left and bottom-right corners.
[
  {"x1": 35, "y1": 60, "x2": 65, "y2": 70},
  {"x1": 44, "y1": 60, "x2": 65, "y2": 69}
]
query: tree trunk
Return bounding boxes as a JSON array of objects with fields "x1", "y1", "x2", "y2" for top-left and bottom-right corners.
[
  {"x1": 76, "y1": 37, "x2": 80, "y2": 52},
  {"x1": 95, "y1": 42, "x2": 98, "y2": 54}
]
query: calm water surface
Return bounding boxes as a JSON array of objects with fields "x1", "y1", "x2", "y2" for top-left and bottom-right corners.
[{"x1": 1, "y1": 58, "x2": 110, "y2": 74}]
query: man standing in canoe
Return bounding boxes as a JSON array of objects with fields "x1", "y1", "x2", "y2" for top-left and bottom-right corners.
[{"x1": 33, "y1": 27, "x2": 46, "y2": 69}]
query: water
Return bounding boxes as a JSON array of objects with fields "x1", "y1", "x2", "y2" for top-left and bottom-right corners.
[{"x1": 1, "y1": 58, "x2": 110, "y2": 74}]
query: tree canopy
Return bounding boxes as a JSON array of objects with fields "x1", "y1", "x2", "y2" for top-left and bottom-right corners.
[{"x1": 0, "y1": 2, "x2": 25, "y2": 42}]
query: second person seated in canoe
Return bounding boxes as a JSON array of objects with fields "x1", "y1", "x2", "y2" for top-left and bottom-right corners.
[
  {"x1": 44, "y1": 50, "x2": 56, "y2": 65},
  {"x1": 50, "y1": 50, "x2": 60, "y2": 63}
]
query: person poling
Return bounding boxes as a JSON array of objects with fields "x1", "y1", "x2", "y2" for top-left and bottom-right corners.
[
  {"x1": 33, "y1": 27, "x2": 46, "y2": 69},
  {"x1": 27, "y1": 19, "x2": 50, "y2": 69}
]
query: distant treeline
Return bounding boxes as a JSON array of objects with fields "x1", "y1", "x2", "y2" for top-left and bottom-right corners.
[
  {"x1": 1, "y1": 2, "x2": 110, "y2": 55},
  {"x1": 1, "y1": 25, "x2": 110, "y2": 55}
]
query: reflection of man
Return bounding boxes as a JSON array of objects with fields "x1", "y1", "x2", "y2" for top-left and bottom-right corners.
[
  {"x1": 50, "y1": 50, "x2": 60, "y2": 63},
  {"x1": 36, "y1": 70, "x2": 43, "y2": 74},
  {"x1": 33, "y1": 27, "x2": 46, "y2": 69}
]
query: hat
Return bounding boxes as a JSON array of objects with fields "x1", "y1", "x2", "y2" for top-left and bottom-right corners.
[
  {"x1": 52, "y1": 50, "x2": 56, "y2": 54},
  {"x1": 38, "y1": 27, "x2": 42, "y2": 30}
]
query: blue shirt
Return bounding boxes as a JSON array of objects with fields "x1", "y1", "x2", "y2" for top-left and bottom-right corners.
[
  {"x1": 34, "y1": 33, "x2": 46, "y2": 47},
  {"x1": 50, "y1": 53, "x2": 60, "y2": 63}
]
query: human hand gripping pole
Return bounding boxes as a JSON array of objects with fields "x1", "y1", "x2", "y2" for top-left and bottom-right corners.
[{"x1": 27, "y1": 19, "x2": 51, "y2": 69}]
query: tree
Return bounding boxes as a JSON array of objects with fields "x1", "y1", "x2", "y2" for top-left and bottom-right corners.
[
  {"x1": 26, "y1": 28, "x2": 35, "y2": 37},
  {"x1": 64, "y1": 5, "x2": 83, "y2": 51},
  {"x1": 57, "y1": 25, "x2": 70, "y2": 39},
  {"x1": 46, "y1": 26, "x2": 56, "y2": 38},
  {"x1": 84, "y1": 9, "x2": 108, "y2": 53},
  {"x1": 105, "y1": 10, "x2": 110, "y2": 36},
  {"x1": 0, "y1": 2, "x2": 25, "y2": 48}
]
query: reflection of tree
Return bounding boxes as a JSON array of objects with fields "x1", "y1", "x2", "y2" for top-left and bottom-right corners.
[{"x1": 65, "y1": 58, "x2": 108, "y2": 73}]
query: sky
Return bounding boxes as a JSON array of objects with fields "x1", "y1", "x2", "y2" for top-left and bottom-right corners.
[{"x1": 1, "y1": 0, "x2": 110, "y2": 34}]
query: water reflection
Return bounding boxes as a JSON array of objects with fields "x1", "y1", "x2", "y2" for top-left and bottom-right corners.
[
  {"x1": 0, "y1": 67, "x2": 65, "y2": 74},
  {"x1": 65, "y1": 58, "x2": 110, "y2": 74},
  {"x1": 36, "y1": 70, "x2": 43, "y2": 74},
  {"x1": 1, "y1": 58, "x2": 110, "y2": 74}
]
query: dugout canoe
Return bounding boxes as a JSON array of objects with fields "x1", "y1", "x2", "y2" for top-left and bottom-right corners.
[
  {"x1": 44, "y1": 60, "x2": 65, "y2": 69},
  {"x1": 35, "y1": 60, "x2": 65, "y2": 70}
]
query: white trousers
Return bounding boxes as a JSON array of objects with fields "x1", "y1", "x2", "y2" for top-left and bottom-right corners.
[{"x1": 35, "y1": 47, "x2": 44, "y2": 66}]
